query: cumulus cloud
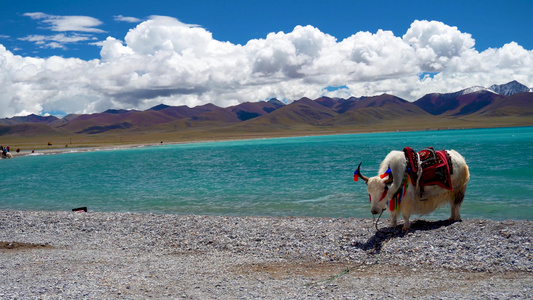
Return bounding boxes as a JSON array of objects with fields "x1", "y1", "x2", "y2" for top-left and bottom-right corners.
[
  {"x1": 403, "y1": 20, "x2": 475, "y2": 71},
  {"x1": 0, "y1": 18, "x2": 532, "y2": 118}
]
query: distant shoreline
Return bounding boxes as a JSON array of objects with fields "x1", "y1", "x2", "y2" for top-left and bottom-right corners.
[{"x1": 5, "y1": 125, "x2": 532, "y2": 158}]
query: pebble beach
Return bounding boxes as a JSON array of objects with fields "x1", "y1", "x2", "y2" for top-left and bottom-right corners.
[{"x1": 0, "y1": 210, "x2": 531, "y2": 299}]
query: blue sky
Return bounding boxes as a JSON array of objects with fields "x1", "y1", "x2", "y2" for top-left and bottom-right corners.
[
  {"x1": 0, "y1": 0, "x2": 532, "y2": 117},
  {"x1": 2, "y1": 0, "x2": 531, "y2": 59}
]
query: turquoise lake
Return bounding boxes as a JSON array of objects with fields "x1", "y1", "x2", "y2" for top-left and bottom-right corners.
[{"x1": 1, "y1": 127, "x2": 532, "y2": 221}]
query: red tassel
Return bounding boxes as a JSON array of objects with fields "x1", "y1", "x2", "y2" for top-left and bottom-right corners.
[
  {"x1": 380, "y1": 167, "x2": 392, "y2": 179},
  {"x1": 353, "y1": 169, "x2": 360, "y2": 181}
]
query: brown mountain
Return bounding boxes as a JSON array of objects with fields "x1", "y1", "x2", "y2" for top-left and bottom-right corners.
[
  {"x1": 154, "y1": 103, "x2": 220, "y2": 119},
  {"x1": 143, "y1": 100, "x2": 286, "y2": 132},
  {"x1": 328, "y1": 94, "x2": 430, "y2": 126},
  {"x1": 241, "y1": 97, "x2": 338, "y2": 130},
  {"x1": 49, "y1": 114, "x2": 81, "y2": 127},
  {"x1": 226, "y1": 100, "x2": 285, "y2": 121},
  {"x1": 0, "y1": 114, "x2": 59, "y2": 126},
  {"x1": 314, "y1": 96, "x2": 340, "y2": 109},
  {"x1": 339, "y1": 94, "x2": 418, "y2": 112},
  {"x1": 0, "y1": 123, "x2": 62, "y2": 137},
  {"x1": 413, "y1": 88, "x2": 507, "y2": 115},
  {"x1": 55, "y1": 109, "x2": 176, "y2": 134},
  {"x1": 474, "y1": 92, "x2": 533, "y2": 117},
  {"x1": 1, "y1": 83, "x2": 532, "y2": 140},
  {"x1": 451, "y1": 91, "x2": 506, "y2": 116},
  {"x1": 174, "y1": 101, "x2": 284, "y2": 127},
  {"x1": 414, "y1": 91, "x2": 463, "y2": 115}
]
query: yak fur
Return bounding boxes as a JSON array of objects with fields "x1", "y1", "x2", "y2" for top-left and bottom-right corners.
[{"x1": 364, "y1": 149, "x2": 469, "y2": 230}]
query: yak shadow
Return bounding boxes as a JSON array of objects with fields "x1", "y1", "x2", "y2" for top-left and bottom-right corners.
[{"x1": 350, "y1": 219, "x2": 459, "y2": 255}]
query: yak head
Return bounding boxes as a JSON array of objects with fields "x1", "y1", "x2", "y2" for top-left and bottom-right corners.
[{"x1": 354, "y1": 162, "x2": 394, "y2": 215}]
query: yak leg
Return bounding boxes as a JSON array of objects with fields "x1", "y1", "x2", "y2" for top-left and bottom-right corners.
[
  {"x1": 448, "y1": 190, "x2": 465, "y2": 222},
  {"x1": 390, "y1": 211, "x2": 399, "y2": 227},
  {"x1": 402, "y1": 212, "x2": 411, "y2": 231}
]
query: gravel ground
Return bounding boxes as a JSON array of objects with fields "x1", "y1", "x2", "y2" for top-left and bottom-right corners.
[{"x1": 0, "y1": 210, "x2": 531, "y2": 299}]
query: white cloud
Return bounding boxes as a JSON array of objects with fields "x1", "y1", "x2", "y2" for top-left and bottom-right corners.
[
  {"x1": 0, "y1": 18, "x2": 532, "y2": 118},
  {"x1": 123, "y1": 16, "x2": 212, "y2": 55},
  {"x1": 403, "y1": 20, "x2": 475, "y2": 71},
  {"x1": 114, "y1": 15, "x2": 142, "y2": 23},
  {"x1": 24, "y1": 12, "x2": 104, "y2": 33},
  {"x1": 20, "y1": 13, "x2": 104, "y2": 51},
  {"x1": 19, "y1": 33, "x2": 94, "y2": 49}
]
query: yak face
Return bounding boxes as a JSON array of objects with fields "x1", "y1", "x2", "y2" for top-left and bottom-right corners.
[
  {"x1": 367, "y1": 176, "x2": 390, "y2": 215},
  {"x1": 355, "y1": 162, "x2": 395, "y2": 215}
]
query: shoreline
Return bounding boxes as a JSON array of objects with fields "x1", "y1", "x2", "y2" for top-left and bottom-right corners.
[
  {"x1": 5, "y1": 125, "x2": 531, "y2": 159},
  {"x1": 1, "y1": 210, "x2": 531, "y2": 298}
]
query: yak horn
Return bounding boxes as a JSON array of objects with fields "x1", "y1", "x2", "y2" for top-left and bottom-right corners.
[{"x1": 356, "y1": 162, "x2": 369, "y2": 183}]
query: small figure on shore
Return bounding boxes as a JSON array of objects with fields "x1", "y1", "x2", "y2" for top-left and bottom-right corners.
[
  {"x1": 16, "y1": 148, "x2": 20, "y2": 153},
  {"x1": 1, "y1": 147, "x2": 11, "y2": 159}
]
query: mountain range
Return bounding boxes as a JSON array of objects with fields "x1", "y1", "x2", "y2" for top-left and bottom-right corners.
[{"x1": 1, "y1": 81, "x2": 532, "y2": 142}]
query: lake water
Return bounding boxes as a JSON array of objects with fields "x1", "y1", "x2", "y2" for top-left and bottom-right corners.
[{"x1": 1, "y1": 127, "x2": 532, "y2": 221}]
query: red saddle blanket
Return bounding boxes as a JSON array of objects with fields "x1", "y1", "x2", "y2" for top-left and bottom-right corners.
[{"x1": 403, "y1": 147, "x2": 454, "y2": 191}]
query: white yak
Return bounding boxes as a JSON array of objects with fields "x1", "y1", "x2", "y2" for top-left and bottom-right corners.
[{"x1": 355, "y1": 148, "x2": 470, "y2": 230}]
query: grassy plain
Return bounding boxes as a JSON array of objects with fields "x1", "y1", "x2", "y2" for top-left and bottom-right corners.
[{"x1": 2, "y1": 114, "x2": 531, "y2": 152}]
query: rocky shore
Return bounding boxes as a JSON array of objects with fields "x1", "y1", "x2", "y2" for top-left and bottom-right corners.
[{"x1": 0, "y1": 210, "x2": 531, "y2": 299}]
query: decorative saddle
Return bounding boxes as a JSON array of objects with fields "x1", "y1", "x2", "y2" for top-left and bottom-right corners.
[{"x1": 403, "y1": 146, "x2": 454, "y2": 192}]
